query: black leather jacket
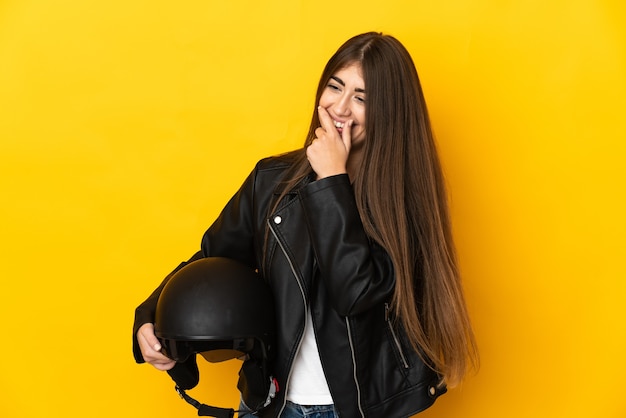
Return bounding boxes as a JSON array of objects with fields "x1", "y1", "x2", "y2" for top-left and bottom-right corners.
[{"x1": 133, "y1": 154, "x2": 445, "y2": 417}]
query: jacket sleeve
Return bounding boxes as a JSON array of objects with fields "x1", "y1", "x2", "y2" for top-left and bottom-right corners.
[
  {"x1": 132, "y1": 164, "x2": 260, "y2": 363},
  {"x1": 298, "y1": 174, "x2": 395, "y2": 316}
]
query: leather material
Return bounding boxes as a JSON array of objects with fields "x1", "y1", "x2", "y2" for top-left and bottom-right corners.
[{"x1": 134, "y1": 154, "x2": 445, "y2": 417}]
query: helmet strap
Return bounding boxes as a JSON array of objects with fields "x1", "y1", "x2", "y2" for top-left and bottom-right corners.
[{"x1": 174, "y1": 385, "x2": 237, "y2": 418}]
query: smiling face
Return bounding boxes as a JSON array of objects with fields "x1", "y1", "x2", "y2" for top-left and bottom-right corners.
[{"x1": 318, "y1": 63, "x2": 366, "y2": 147}]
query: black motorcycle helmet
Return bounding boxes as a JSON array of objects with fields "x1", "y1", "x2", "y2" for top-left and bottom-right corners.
[{"x1": 154, "y1": 257, "x2": 277, "y2": 417}]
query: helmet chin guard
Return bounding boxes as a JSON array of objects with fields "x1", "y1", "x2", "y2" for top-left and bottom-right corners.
[{"x1": 154, "y1": 257, "x2": 277, "y2": 416}]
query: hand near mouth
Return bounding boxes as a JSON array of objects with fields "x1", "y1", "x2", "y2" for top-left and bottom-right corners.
[{"x1": 306, "y1": 106, "x2": 353, "y2": 180}]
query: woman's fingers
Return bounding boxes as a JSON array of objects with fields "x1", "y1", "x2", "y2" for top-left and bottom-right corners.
[
  {"x1": 137, "y1": 323, "x2": 176, "y2": 371},
  {"x1": 307, "y1": 107, "x2": 352, "y2": 179}
]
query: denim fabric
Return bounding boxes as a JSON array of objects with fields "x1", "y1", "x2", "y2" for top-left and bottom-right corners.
[
  {"x1": 237, "y1": 399, "x2": 338, "y2": 418},
  {"x1": 237, "y1": 397, "x2": 256, "y2": 417},
  {"x1": 279, "y1": 401, "x2": 338, "y2": 418}
]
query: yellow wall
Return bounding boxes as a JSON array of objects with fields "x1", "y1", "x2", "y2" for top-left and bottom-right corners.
[{"x1": 1, "y1": 1, "x2": 625, "y2": 416}]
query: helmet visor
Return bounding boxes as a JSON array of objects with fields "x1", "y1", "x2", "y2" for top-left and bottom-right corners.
[{"x1": 159, "y1": 337, "x2": 255, "y2": 362}]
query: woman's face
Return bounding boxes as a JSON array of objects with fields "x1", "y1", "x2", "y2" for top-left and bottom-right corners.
[{"x1": 318, "y1": 63, "x2": 366, "y2": 147}]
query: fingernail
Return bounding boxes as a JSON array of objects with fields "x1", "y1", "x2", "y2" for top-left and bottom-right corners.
[{"x1": 154, "y1": 343, "x2": 161, "y2": 351}]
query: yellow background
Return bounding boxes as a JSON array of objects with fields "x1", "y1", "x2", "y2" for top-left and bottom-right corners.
[{"x1": 1, "y1": 0, "x2": 625, "y2": 417}]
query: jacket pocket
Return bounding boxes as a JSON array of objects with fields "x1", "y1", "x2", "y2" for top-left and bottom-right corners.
[{"x1": 384, "y1": 303, "x2": 410, "y2": 370}]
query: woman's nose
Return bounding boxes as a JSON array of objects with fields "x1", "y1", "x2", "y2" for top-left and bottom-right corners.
[{"x1": 333, "y1": 94, "x2": 351, "y2": 116}]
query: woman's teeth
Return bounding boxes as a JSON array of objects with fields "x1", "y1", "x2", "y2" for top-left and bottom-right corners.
[{"x1": 334, "y1": 120, "x2": 345, "y2": 129}]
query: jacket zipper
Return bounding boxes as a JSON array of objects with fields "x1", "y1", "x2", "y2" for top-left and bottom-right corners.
[
  {"x1": 385, "y1": 303, "x2": 409, "y2": 369},
  {"x1": 345, "y1": 318, "x2": 366, "y2": 418},
  {"x1": 269, "y1": 217, "x2": 367, "y2": 417},
  {"x1": 268, "y1": 220, "x2": 309, "y2": 417}
]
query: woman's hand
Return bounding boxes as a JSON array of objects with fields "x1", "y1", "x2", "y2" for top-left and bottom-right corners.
[
  {"x1": 306, "y1": 106, "x2": 353, "y2": 179},
  {"x1": 137, "y1": 322, "x2": 176, "y2": 371}
]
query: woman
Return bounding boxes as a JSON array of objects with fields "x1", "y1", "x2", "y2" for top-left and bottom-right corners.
[{"x1": 134, "y1": 32, "x2": 478, "y2": 417}]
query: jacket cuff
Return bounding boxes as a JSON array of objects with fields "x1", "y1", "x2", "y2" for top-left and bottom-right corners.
[{"x1": 299, "y1": 173, "x2": 351, "y2": 197}]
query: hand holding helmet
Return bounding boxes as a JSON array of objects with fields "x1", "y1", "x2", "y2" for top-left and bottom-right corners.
[
  {"x1": 136, "y1": 322, "x2": 176, "y2": 371},
  {"x1": 151, "y1": 257, "x2": 277, "y2": 416}
]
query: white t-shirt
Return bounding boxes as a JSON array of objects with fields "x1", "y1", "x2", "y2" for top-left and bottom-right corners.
[{"x1": 286, "y1": 309, "x2": 334, "y2": 404}]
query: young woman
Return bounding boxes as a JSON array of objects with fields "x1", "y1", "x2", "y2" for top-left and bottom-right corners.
[{"x1": 134, "y1": 32, "x2": 479, "y2": 418}]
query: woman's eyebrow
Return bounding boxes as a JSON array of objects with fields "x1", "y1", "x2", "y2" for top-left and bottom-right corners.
[{"x1": 330, "y1": 76, "x2": 365, "y2": 93}]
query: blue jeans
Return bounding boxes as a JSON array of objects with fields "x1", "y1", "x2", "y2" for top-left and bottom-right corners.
[
  {"x1": 238, "y1": 400, "x2": 338, "y2": 418},
  {"x1": 280, "y1": 401, "x2": 338, "y2": 418}
]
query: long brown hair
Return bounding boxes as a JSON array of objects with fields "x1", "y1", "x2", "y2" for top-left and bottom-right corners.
[{"x1": 274, "y1": 32, "x2": 478, "y2": 386}]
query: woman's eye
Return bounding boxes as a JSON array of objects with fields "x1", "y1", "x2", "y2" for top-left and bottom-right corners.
[
  {"x1": 327, "y1": 83, "x2": 340, "y2": 91},
  {"x1": 355, "y1": 96, "x2": 366, "y2": 103}
]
